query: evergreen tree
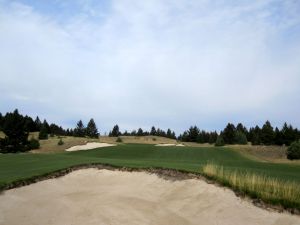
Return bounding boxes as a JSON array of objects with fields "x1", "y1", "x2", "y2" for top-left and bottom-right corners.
[
  {"x1": 171, "y1": 131, "x2": 176, "y2": 139},
  {"x1": 236, "y1": 123, "x2": 248, "y2": 136},
  {"x1": 197, "y1": 131, "x2": 206, "y2": 143},
  {"x1": 0, "y1": 109, "x2": 29, "y2": 153},
  {"x1": 187, "y1": 126, "x2": 200, "y2": 142},
  {"x1": 34, "y1": 116, "x2": 42, "y2": 131},
  {"x1": 282, "y1": 123, "x2": 297, "y2": 146},
  {"x1": 208, "y1": 131, "x2": 218, "y2": 144},
  {"x1": 150, "y1": 126, "x2": 157, "y2": 136},
  {"x1": 109, "y1": 125, "x2": 121, "y2": 137},
  {"x1": 222, "y1": 123, "x2": 236, "y2": 144},
  {"x1": 250, "y1": 126, "x2": 261, "y2": 145},
  {"x1": 274, "y1": 127, "x2": 284, "y2": 145},
  {"x1": 24, "y1": 116, "x2": 36, "y2": 132},
  {"x1": 261, "y1": 120, "x2": 274, "y2": 145},
  {"x1": 137, "y1": 128, "x2": 144, "y2": 136},
  {"x1": 28, "y1": 137, "x2": 40, "y2": 149},
  {"x1": 42, "y1": 120, "x2": 50, "y2": 133},
  {"x1": 73, "y1": 120, "x2": 86, "y2": 137},
  {"x1": 39, "y1": 124, "x2": 48, "y2": 140},
  {"x1": 215, "y1": 135, "x2": 225, "y2": 146},
  {"x1": 86, "y1": 118, "x2": 99, "y2": 138},
  {"x1": 166, "y1": 129, "x2": 172, "y2": 138},
  {"x1": 286, "y1": 140, "x2": 300, "y2": 160},
  {"x1": 234, "y1": 131, "x2": 248, "y2": 144},
  {"x1": 0, "y1": 112, "x2": 3, "y2": 130}
]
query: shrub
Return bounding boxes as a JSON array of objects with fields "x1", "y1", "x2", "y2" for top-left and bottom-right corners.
[
  {"x1": 215, "y1": 135, "x2": 225, "y2": 146},
  {"x1": 39, "y1": 126, "x2": 48, "y2": 140},
  {"x1": 58, "y1": 138, "x2": 64, "y2": 146},
  {"x1": 152, "y1": 137, "x2": 157, "y2": 141},
  {"x1": 286, "y1": 140, "x2": 300, "y2": 160},
  {"x1": 116, "y1": 137, "x2": 122, "y2": 143},
  {"x1": 28, "y1": 138, "x2": 40, "y2": 150}
]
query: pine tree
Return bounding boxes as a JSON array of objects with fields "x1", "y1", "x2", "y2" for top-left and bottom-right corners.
[
  {"x1": 166, "y1": 129, "x2": 172, "y2": 138},
  {"x1": 282, "y1": 123, "x2": 297, "y2": 146},
  {"x1": 187, "y1": 126, "x2": 200, "y2": 142},
  {"x1": 0, "y1": 109, "x2": 29, "y2": 153},
  {"x1": 39, "y1": 124, "x2": 48, "y2": 140},
  {"x1": 150, "y1": 126, "x2": 157, "y2": 136},
  {"x1": 261, "y1": 120, "x2": 274, "y2": 145},
  {"x1": 0, "y1": 112, "x2": 3, "y2": 130},
  {"x1": 286, "y1": 140, "x2": 300, "y2": 160},
  {"x1": 86, "y1": 118, "x2": 99, "y2": 138},
  {"x1": 171, "y1": 131, "x2": 176, "y2": 139},
  {"x1": 209, "y1": 131, "x2": 218, "y2": 144},
  {"x1": 42, "y1": 120, "x2": 50, "y2": 133},
  {"x1": 109, "y1": 125, "x2": 121, "y2": 137},
  {"x1": 234, "y1": 131, "x2": 248, "y2": 144},
  {"x1": 236, "y1": 123, "x2": 248, "y2": 136},
  {"x1": 274, "y1": 127, "x2": 284, "y2": 145},
  {"x1": 137, "y1": 128, "x2": 144, "y2": 136},
  {"x1": 215, "y1": 135, "x2": 225, "y2": 146},
  {"x1": 222, "y1": 123, "x2": 236, "y2": 144},
  {"x1": 34, "y1": 116, "x2": 42, "y2": 131},
  {"x1": 73, "y1": 120, "x2": 86, "y2": 137},
  {"x1": 24, "y1": 116, "x2": 35, "y2": 132},
  {"x1": 251, "y1": 126, "x2": 261, "y2": 145}
]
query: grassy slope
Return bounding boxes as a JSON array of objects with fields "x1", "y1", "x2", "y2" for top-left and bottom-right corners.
[{"x1": 1, "y1": 144, "x2": 300, "y2": 186}]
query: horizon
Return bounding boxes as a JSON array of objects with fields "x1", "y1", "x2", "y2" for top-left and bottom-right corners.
[
  {"x1": 1, "y1": 0, "x2": 300, "y2": 134},
  {"x1": 1, "y1": 108, "x2": 299, "y2": 136}
]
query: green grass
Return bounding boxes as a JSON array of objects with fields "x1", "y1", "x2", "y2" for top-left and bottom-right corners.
[
  {"x1": 0, "y1": 144, "x2": 300, "y2": 209},
  {"x1": 203, "y1": 163, "x2": 300, "y2": 209}
]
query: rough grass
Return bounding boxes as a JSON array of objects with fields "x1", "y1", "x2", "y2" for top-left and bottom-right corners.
[
  {"x1": 203, "y1": 163, "x2": 300, "y2": 210},
  {"x1": 32, "y1": 135, "x2": 180, "y2": 153},
  {"x1": 229, "y1": 144, "x2": 297, "y2": 163},
  {"x1": 100, "y1": 135, "x2": 178, "y2": 145}
]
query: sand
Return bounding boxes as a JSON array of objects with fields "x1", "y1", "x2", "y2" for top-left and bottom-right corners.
[
  {"x1": 0, "y1": 169, "x2": 299, "y2": 225},
  {"x1": 65, "y1": 142, "x2": 116, "y2": 151},
  {"x1": 156, "y1": 143, "x2": 185, "y2": 147}
]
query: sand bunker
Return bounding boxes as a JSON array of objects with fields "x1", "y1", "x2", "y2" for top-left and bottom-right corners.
[
  {"x1": 0, "y1": 169, "x2": 299, "y2": 225},
  {"x1": 156, "y1": 143, "x2": 185, "y2": 147},
  {"x1": 65, "y1": 142, "x2": 116, "y2": 151}
]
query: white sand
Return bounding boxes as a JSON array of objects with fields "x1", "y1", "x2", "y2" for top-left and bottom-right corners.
[
  {"x1": 156, "y1": 143, "x2": 185, "y2": 147},
  {"x1": 65, "y1": 142, "x2": 116, "y2": 151},
  {"x1": 0, "y1": 169, "x2": 299, "y2": 225}
]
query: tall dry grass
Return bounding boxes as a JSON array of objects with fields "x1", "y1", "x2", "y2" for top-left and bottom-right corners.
[{"x1": 202, "y1": 163, "x2": 300, "y2": 209}]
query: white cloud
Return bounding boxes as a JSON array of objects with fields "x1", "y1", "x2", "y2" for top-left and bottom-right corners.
[{"x1": 0, "y1": 0, "x2": 299, "y2": 132}]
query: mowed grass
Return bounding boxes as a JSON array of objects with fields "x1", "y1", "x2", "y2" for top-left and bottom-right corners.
[{"x1": 0, "y1": 144, "x2": 300, "y2": 209}]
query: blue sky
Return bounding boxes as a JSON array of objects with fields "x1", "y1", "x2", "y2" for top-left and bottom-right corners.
[{"x1": 0, "y1": 0, "x2": 300, "y2": 134}]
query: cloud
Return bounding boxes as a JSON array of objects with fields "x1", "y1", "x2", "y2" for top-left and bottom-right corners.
[{"x1": 0, "y1": 0, "x2": 300, "y2": 133}]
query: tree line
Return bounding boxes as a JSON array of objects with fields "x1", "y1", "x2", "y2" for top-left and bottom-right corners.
[
  {"x1": 179, "y1": 121, "x2": 300, "y2": 146},
  {"x1": 108, "y1": 125, "x2": 177, "y2": 139},
  {"x1": 1, "y1": 109, "x2": 300, "y2": 154},
  {"x1": 0, "y1": 110, "x2": 99, "y2": 153}
]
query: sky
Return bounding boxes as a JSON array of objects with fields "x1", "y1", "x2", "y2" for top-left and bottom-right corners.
[{"x1": 0, "y1": 0, "x2": 300, "y2": 134}]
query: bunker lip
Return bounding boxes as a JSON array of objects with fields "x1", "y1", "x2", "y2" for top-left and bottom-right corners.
[{"x1": 0, "y1": 163, "x2": 299, "y2": 216}]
